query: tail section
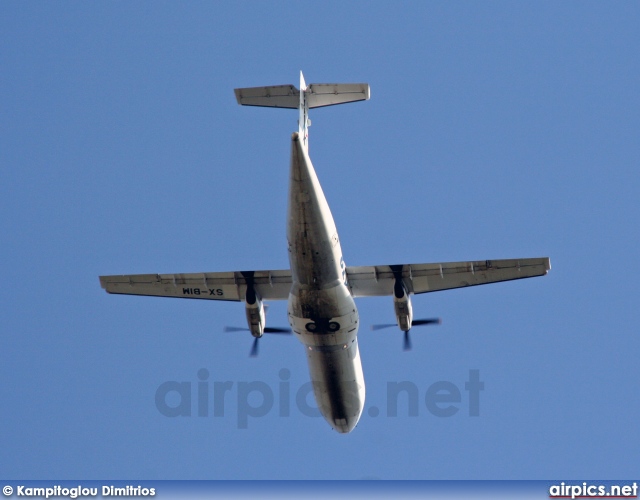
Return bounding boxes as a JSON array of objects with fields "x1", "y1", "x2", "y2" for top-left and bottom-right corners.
[
  {"x1": 234, "y1": 72, "x2": 370, "y2": 149},
  {"x1": 298, "y1": 72, "x2": 309, "y2": 145}
]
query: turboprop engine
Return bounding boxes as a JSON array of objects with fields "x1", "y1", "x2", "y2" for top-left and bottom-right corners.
[
  {"x1": 393, "y1": 280, "x2": 413, "y2": 332},
  {"x1": 370, "y1": 265, "x2": 441, "y2": 351},
  {"x1": 222, "y1": 271, "x2": 291, "y2": 356},
  {"x1": 245, "y1": 286, "x2": 265, "y2": 338}
]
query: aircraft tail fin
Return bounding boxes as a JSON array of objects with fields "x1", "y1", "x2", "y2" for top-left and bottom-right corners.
[{"x1": 234, "y1": 72, "x2": 370, "y2": 148}]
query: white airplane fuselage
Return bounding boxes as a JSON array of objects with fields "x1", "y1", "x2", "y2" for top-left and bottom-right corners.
[{"x1": 286, "y1": 133, "x2": 365, "y2": 433}]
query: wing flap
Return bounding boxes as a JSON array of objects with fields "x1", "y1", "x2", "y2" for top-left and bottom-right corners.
[
  {"x1": 346, "y1": 257, "x2": 550, "y2": 297},
  {"x1": 100, "y1": 269, "x2": 292, "y2": 301}
]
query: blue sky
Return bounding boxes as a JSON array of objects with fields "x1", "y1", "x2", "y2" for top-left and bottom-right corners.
[{"x1": 1, "y1": 2, "x2": 639, "y2": 479}]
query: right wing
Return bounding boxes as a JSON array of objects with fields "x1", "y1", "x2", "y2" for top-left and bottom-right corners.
[
  {"x1": 346, "y1": 257, "x2": 550, "y2": 297},
  {"x1": 99, "y1": 270, "x2": 292, "y2": 302}
]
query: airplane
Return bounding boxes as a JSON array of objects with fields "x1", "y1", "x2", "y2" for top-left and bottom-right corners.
[{"x1": 100, "y1": 72, "x2": 550, "y2": 433}]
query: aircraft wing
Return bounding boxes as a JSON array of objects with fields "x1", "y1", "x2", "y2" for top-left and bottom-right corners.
[
  {"x1": 346, "y1": 257, "x2": 550, "y2": 298},
  {"x1": 99, "y1": 270, "x2": 292, "y2": 302}
]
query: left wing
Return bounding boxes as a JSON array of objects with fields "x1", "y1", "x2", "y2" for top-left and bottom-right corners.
[
  {"x1": 346, "y1": 257, "x2": 550, "y2": 297},
  {"x1": 99, "y1": 270, "x2": 292, "y2": 302}
]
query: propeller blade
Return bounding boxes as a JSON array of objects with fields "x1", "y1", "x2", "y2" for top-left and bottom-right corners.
[
  {"x1": 263, "y1": 327, "x2": 292, "y2": 334},
  {"x1": 224, "y1": 326, "x2": 291, "y2": 334},
  {"x1": 371, "y1": 317, "x2": 440, "y2": 351},
  {"x1": 411, "y1": 318, "x2": 442, "y2": 327},
  {"x1": 403, "y1": 331, "x2": 412, "y2": 351},
  {"x1": 223, "y1": 324, "x2": 289, "y2": 358},
  {"x1": 370, "y1": 323, "x2": 398, "y2": 331},
  {"x1": 249, "y1": 337, "x2": 259, "y2": 357},
  {"x1": 223, "y1": 326, "x2": 249, "y2": 332}
]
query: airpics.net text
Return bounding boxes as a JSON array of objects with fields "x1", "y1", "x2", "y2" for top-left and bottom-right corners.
[{"x1": 155, "y1": 369, "x2": 484, "y2": 428}]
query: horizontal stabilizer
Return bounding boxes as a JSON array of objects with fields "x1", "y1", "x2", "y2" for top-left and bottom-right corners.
[
  {"x1": 307, "y1": 83, "x2": 370, "y2": 108},
  {"x1": 234, "y1": 85, "x2": 299, "y2": 109},
  {"x1": 234, "y1": 83, "x2": 370, "y2": 109}
]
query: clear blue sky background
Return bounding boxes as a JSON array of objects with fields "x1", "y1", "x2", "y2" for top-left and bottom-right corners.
[{"x1": 2, "y1": 2, "x2": 639, "y2": 479}]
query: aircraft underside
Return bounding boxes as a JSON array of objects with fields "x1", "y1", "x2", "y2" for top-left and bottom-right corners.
[{"x1": 99, "y1": 72, "x2": 550, "y2": 433}]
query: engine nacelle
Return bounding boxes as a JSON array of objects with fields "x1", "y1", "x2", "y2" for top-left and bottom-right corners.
[
  {"x1": 245, "y1": 292, "x2": 266, "y2": 338},
  {"x1": 393, "y1": 281, "x2": 413, "y2": 331}
]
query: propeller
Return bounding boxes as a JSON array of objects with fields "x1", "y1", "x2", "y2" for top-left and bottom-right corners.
[
  {"x1": 223, "y1": 326, "x2": 292, "y2": 357},
  {"x1": 370, "y1": 318, "x2": 441, "y2": 351},
  {"x1": 223, "y1": 326, "x2": 291, "y2": 334},
  {"x1": 223, "y1": 271, "x2": 293, "y2": 356}
]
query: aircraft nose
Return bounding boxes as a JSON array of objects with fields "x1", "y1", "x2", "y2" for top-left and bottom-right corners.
[{"x1": 330, "y1": 416, "x2": 360, "y2": 434}]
